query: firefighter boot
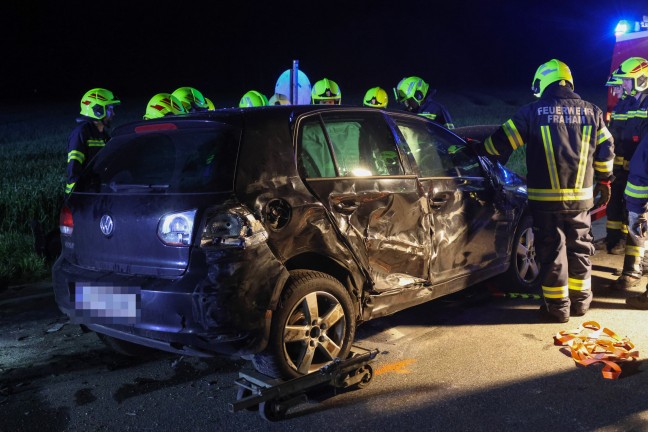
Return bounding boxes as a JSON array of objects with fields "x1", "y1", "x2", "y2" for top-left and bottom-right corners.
[
  {"x1": 538, "y1": 304, "x2": 569, "y2": 323},
  {"x1": 609, "y1": 239, "x2": 626, "y2": 255},
  {"x1": 626, "y1": 290, "x2": 648, "y2": 310},
  {"x1": 610, "y1": 274, "x2": 642, "y2": 291}
]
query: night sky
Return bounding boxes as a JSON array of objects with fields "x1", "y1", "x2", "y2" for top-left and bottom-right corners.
[{"x1": 2, "y1": 0, "x2": 645, "y2": 105}]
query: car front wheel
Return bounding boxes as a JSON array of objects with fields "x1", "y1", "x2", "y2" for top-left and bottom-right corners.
[
  {"x1": 253, "y1": 271, "x2": 356, "y2": 379},
  {"x1": 501, "y1": 214, "x2": 541, "y2": 291}
]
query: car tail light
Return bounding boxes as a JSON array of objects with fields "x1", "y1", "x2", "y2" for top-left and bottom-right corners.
[
  {"x1": 60, "y1": 206, "x2": 74, "y2": 235},
  {"x1": 157, "y1": 210, "x2": 197, "y2": 246},
  {"x1": 200, "y1": 206, "x2": 268, "y2": 249}
]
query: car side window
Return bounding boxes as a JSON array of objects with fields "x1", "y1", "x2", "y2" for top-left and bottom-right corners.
[
  {"x1": 297, "y1": 112, "x2": 404, "y2": 178},
  {"x1": 391, "y1": 116, "x2": 482, "y2": 178}
]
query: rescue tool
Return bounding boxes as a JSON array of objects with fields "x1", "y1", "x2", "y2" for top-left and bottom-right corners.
[{"x1": 230, "y1": 346, "x2": 378, "y2": 421}]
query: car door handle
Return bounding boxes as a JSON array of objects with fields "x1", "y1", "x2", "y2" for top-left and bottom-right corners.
[
  {"x1": 430, "y1": 192, "x2": 451, "y2": 210},
  {"x1": 334, "y1": 199, "x2": 359, "y2": 214}
]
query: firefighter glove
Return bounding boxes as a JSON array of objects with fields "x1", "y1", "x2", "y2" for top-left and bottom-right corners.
[
  {"x1": 628, "y1": 211, "x2": 648, "y2": 240},
  {"x1": 593, "y1": 180, "x2": 612, "y2": 209}
]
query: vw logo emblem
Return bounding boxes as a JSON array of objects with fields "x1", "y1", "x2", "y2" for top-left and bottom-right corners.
[{"x1": 99, "y1": 214, "x2": 114, "y2": 237}]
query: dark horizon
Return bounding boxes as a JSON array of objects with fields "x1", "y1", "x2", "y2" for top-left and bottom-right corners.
[{"x1": 1, "y1": 1, "x2": 644, "y2": 104}]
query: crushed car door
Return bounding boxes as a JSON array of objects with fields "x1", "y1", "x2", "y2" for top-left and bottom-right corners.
[
  {"x1": 388, "y1": 114, "x2": 512, "y2": 282},
  {"x1": 296, "y1": 110, "x2": 431, "y2": 292}
]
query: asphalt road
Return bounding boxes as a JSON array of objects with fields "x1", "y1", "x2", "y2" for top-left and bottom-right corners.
[{"x1": 2, "y1": 223, "x2": 648, "y2": 431}]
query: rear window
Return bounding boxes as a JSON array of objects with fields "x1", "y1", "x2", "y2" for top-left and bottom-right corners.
[{"x1": 76, "y1": 125, "x2": 239, "y2": 193}]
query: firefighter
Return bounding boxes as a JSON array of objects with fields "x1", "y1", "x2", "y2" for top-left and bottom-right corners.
[
  {"x1": 394, "y1": 76, "x2": 454, "y2": 129},
  {"x1": 601, "y1": 74, "x2": 632, "y2": 254},
  {"x1": 311, "y1": 78, "x2": 341, "y2": 105},
  {"x1": 624, "y1": 126, "x2": 648, "y2": 308},
  {"x1": 66, "y1": 88, "x2": 121, "y2": 194},
  {"x1": 171, "y1": 86, "x2": 209, "y2": 112},
  {"x1": 609, "y1": 57, "x2": 648, "y2": 290},
  {"x1": 363, "y1": 87, "x2": 388, "y2": 108},
  {"x1": 483, "y1": 59, "x2": 615, "y2": 323},
  {"x1": 143, "y1": 93, "x2": 186, "y2": 120},
  {"x1": 239, "y1": 90, "x2": 269, "y2": 107}
]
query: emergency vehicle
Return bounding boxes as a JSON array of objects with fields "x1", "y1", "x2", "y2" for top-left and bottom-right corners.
[{"x1": 607, "y1": 16, "x2": 648, "y2": 117}]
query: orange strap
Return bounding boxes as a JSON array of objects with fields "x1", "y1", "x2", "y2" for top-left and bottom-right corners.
[{"x1": 554, "y1": 321, "x2": 639, "y2": 380}]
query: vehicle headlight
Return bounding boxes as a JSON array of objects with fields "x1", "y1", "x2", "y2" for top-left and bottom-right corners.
[{"x1": 158, "y1": 210, "x2": 196, "y2": 246}]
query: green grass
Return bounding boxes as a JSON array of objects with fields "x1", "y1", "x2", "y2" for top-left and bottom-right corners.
[{"x1": 1, "y1": 89, "x2": 607, "y2": 287}]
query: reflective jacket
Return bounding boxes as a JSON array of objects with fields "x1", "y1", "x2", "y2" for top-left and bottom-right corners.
[
  {"x1": 484, "y1": 84, "x2": 615, "y2": 212},
  {"x1": 66, "y1": 118, "x2": 110, "y2": 194},
  {"x1": 416, "y1": 92, "x2": 455, "y2": 129},
  {"x1": 625, "y1": 120, "x2": 648, "y2": 215},
  {"x1": 617, "y1": 93, "x2": 648, "y2": 170},
  {"x1": 608, "y1": 94, "x2": 633, "y2": 171}
]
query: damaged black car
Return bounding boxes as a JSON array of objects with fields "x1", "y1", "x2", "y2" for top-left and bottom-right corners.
[{"x1": 52, "y1": 106, "x2": 538, "y2": 379}]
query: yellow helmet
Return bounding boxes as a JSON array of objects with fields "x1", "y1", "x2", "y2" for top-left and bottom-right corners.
[
  {"x1": 311, "y1": 78, "x2": 341, "y2": 104},
  {"x1": 612, "y1": 57, "x2": 648, "y2": 94},
  {"x1": 239, "y1": 90, "x2": 269, "y2": 107},
  {"x1": 531, "y1": 59, "x2": 573, "y2": 98},
  {"x1": 268, "y1": 93, "x2": 291, "y2": 105},
  {"x1": 171, "y1": 87, "x2": 209, "y2": 112},
  {"x1": 80, "y1": 88, "x2": 120, "y2": 120},
  {"x1": 363, "y1": 87, "x2": 388, "y2": 108},
  {"x1": 205, "y1": 97, "x2": 215, "y2": 110},
  {"x1": 143, "y1": 93, "x2": 186, "y2": 120}
]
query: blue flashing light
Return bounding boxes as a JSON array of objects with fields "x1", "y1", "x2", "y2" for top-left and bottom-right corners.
[{"x1": 615, "y1": 20, "x2": 630, "y2": 36}]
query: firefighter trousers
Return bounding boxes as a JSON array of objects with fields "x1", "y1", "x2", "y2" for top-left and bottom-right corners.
[
  {"x1": 532, "y1": 209, "x2": 593, "y2": 319},
  {"x1": 606, "y1": 169, "x2": 627, "y2": 247}
]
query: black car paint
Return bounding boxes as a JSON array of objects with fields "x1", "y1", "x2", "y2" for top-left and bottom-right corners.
[{"x1": 52, "y1": 106, "x2": 527, "y2": 359}]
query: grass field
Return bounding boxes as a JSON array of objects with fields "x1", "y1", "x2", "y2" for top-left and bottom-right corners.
[{"x1": 0, "y1": 87, "x2": 607, "y2": 288}]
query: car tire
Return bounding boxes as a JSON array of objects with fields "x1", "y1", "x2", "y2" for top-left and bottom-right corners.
[
  {"x1": 96, "y1": 333, "x2": 157, "y2": 357},
  {"x1": 499, "y1": 214, "x2": 541, "y2": 291},
  {"x1": 252, "y1": 270, "x2": 356, "y2": 379}
]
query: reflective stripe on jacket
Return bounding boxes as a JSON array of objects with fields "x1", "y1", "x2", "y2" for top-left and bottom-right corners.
[{"x1": 484, "y1": 84, "x2": 614, "y2": 211}]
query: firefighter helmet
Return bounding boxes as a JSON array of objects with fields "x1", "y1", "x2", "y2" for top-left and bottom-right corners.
[
  {"x1": 531, "y1": 59, "x2": 573, "y2": 98},
  {"x1": 239, "y1": 90, "x2": 269, "y2": 107},
  {"x1": 171, "y1": 87, "x2": 209, "y2": 112},
  {"x1": 205, "y1": 97, "x2": 215, "y2": 110},
  {"x1": 268, "y1": 93, "x2": 291, "y2": 105},
  {"x1": 394, "y1": 76, "x2": 429, "y2": 105},
  {"x1": 143, "y1": 93, "x2": 186, "y2": 120},
  {"x1": 363, "y1": 87, "x2": 388, "y2": 108},
  {"x1": 612, "y1": 57, "x2": 648, "y2": 93},
  {"x1": 311, "y1": 78, "x2": 341, "y2": 104},
  {"x1": 80, "y1": 88, "x2": 121, "y2": 120}
]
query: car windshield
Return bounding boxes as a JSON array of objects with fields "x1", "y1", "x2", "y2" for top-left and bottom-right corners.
[{"x1": 75, "y1": 125, "x2": 239, "y2": 194}]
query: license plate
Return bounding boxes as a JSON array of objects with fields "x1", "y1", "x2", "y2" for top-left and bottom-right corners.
[{"x1": 74, "y1": 284, "x2": 141, "y2": 324}]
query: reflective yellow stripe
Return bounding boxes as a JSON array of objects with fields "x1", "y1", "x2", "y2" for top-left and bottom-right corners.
[
  {"x1": 484, "y1": 136, "x2": 499, "y2": 156},
  {"x1": 614, "y1": 156, "x2": 625, "y2": 166},
  {"x1": 543, "y1": 285, "x2": 568, "y2": 299},
  {"x1": 607, "y1": 220, "x2": 624, "y2": 230},
  {"x1": 445, "y1": 123, "x2": 455, "y2": 129},
  {"x1": 418, "y1": 113, "x2": 437, "y2": 120},
  {"x1": 87, "y1": 139, "x2": 105, "y2": 148},
  {"x1": 597, "y1": 126, "x2": 613, "y2": 145},
  {"x1": 622, "y1": 225, "x2": 628, "y2": 234},
  {"x1": 575, "y1": 125, "x2": 591, "y2": 188},
  {"x1": 626, "y1": 245, "x2": 645, "y2": 257},
  {"x1": 627, "y1": 109, "x2": 648, "y2": 119},
  {"x1": 503, "y1": 119, "x2": 524, "y2": 150},
  {"x1": 541, "y1": 125, "x2": 560, "y2": 189},
  {"x1": 67, "y1": 150, "x2": 85, "y2": 164},
  {"x1": 527, "y1": 187, "x2": 593, "y2": 202},
  {"x1": 594, "y1": 159, "x2": 614, "y2": 174},
  {"x1": 611, "y1": 113, "x2": 628, "y2": 121},
  {"x1": 625, "y1": 181, "x2": 648, "y2": 199},
  {"x1": 568, "y1": 277, "x2": 591, "y2": 292},
  {"x1": 65, "y1": 182, "x2": 76, "y2": 194}
]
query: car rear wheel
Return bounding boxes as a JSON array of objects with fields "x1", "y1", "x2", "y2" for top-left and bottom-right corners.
[
  {"x1": 253, "y1": 271, "x2": 356, "y2": 379},
  {"x1": 500, "y1": 214, "x2": 541, "y2": 291}
]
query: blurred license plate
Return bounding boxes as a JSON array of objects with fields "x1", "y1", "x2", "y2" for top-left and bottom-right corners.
[{"x1": 73, "y1": 284, "x2": 141, "y2": 324}]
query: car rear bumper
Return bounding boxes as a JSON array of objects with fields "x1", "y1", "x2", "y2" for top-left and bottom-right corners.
[{"x1": 52, "y1": 245, "x2": 288, "y2": 357}]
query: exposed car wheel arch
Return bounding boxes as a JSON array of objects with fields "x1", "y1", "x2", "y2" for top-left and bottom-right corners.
[{"x1": 284, "y1": 252, "x2": 364, "y2": 300}]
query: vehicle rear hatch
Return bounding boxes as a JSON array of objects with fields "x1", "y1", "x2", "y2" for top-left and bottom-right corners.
[{"x1": 67, "y1": 119, "x2": 241, "y2": 277}]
